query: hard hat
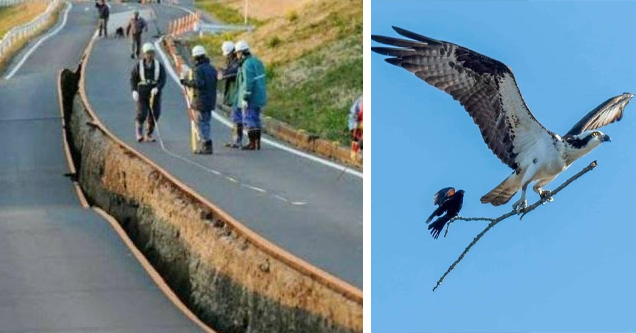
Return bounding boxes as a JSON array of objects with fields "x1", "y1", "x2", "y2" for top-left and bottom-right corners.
[
  {"x1": 221, "y1": 41, "x2": 234, "y2": 56},
  {"x1": 142, "y1": 43, "x2": 155, "y2": 54},
  {"x1": 192, "y1": 45, "x2": 206, "y2": 57},
  {"x1": 235, "y1": 40, "x2": 249, "y2": 52}
]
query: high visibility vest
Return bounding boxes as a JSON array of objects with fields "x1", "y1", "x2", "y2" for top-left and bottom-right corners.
[{"x1": 139, "y1": 59, "x2": 160, "y2": 86}]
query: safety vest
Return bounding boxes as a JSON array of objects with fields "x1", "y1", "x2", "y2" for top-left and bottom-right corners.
[{"x1": 139, "y1": 59, "x2": 160, "y2": 86}]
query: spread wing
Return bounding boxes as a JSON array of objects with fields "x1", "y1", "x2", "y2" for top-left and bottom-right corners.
[
  {"x1": 433, "y1": 187, "x2": 455, "y2": 206},
  {"x1": 564, "y1": 93, "x2": 634, "y2": 136},
  {"x1": 372, "y1": 27, "x2": 557, "y2": 171}
]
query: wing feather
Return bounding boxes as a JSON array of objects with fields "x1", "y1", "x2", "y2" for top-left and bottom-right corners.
[
  {"x1": 372, "y1": 27, "x2": 557, "y2": 170},
  {"x1": 565, "y1": 93, "x2": 634, "y2": 136},
  {"x1": 433, "y1": 187, "x2": 455, "y2": 206}
]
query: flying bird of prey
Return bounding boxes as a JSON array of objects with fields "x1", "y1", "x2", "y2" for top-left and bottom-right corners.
[
  {"x1": 427, "y1": 187, "x2": 464, "y2": 239},
  {"x1": 372, "y1": 27, "x2": 633, "y2": 211}
]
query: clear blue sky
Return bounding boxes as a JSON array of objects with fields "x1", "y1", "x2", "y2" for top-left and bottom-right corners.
[{"x1": 372, "y1": 1, "x2": 636, "y2": 332}]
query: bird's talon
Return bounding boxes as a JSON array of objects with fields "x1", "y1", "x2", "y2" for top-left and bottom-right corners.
[
  {"x1": 540, "y1": 190, "x2": 553, "y2": 202},
  {"x1": 512, "y1": 199, "x2": 527, "y2": 214}
]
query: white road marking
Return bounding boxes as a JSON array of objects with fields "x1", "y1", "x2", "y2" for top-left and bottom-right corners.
[
  {"x1": 154, "y1": 38, "x2": 363, "y2": 179},
  {"x1": 4, "y1": 2, "x2": 73, "y2": 80}
]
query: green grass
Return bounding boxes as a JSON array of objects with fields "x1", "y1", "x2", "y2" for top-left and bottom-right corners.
[
  {"x1": 195, "y1": 0, "x2": 263, "y2": 26},
  {"x1": 266, "y1": 43, "x2": 362, "y2": 144}
]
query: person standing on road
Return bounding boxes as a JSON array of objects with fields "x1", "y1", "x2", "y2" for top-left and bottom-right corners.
[
  {"x1": 126, "y1": 11, "x2": 148, "y2": 59},
  {"x1": 130, "y1": 43, "x2": 166, "y2": 143},
  {"x1": 180, "y1": 45, "x2": 218, "y2": 155},
  {"x1": 218, "y1": 41, "x2": 242, "y2": 148},
  {"x1": 235, "y1": 41, "x2": 267, "y2": 150},
  {"x1": 95, "y1": 0, "x2": 109, "y2": 38}
]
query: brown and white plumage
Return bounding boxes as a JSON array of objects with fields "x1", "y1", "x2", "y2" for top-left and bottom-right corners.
[
  {"x1": 372, "y1": 27, "x2": 632, "y2": 210},
  {"x1": 565, "y1": 93, "x2": 634, "y2": 137}
]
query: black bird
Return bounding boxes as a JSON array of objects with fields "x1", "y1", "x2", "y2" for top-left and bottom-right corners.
[{"x1": 426, "y1": 187, "x2": 465, "y2": 239}]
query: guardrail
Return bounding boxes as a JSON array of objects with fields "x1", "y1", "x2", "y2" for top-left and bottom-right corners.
[
  {"x1": 167, "y1": 12, "x2": 253, "y2": 37},
  {"x1": 0, "y1": 0, "x2": 26, "y2": 6},
  {"x1": 0, "y1": 0, "x2": 60, "y2": 60},
  {"x1": 197, "y1": 23, "x2": 253, "y2": 34}
]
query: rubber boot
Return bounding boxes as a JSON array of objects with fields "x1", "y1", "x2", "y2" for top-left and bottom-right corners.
[
  {"x1": 194, "y1": 140, "x2": 213, "y2": 155},
  {"x1": 255, "y1": 129, "x2": 261, "y2": 150},
  {"x1": 241, "y1": 130, "x2": 256, "y2": 150},
  {"x1": 135, "y1": 121, "x2": 143, "y2": 142},
  {"x1": 203, "y1": 140, "x2": 213, "y2": 154},
  {"x1": 236, "y1": 124, "x2": 244, "y2": 147}
]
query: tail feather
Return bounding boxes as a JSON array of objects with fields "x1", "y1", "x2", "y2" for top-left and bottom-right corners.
[
  {"x1": 480, "y1": 172, "x2": 522, "y2": 206},
  {"x1": 428, "y1": 215, "x2": 450, "y2": 239}
]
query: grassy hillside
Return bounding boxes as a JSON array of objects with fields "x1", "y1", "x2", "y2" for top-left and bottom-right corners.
[{"x1": 193, "y1": 0, "x2": 362, "y2": 144}]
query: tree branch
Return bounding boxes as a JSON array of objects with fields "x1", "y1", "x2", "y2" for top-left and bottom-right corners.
[{"x1": 433, "y1": 160, "x2": 598, "y2": 292}]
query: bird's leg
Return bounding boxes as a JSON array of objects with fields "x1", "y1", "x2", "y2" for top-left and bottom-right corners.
[
  {"x1": 512, "y1": 186, "x2": 528, "y2": 213},
  {"x1": 533, "y1": 178, "x2": 555, "y2": 203}
]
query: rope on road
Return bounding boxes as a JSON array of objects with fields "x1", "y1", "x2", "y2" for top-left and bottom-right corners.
[{"x1": 146, "y1": 95, "x2": 307, "y2": 206}]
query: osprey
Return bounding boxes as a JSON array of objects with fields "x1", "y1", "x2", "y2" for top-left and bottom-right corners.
[
  {"x1": 427, "y1": 187, "x2": 464, "y2": 239},
  {"x1": 372, "y1": 27, "x2": 633, "y2": 211}
]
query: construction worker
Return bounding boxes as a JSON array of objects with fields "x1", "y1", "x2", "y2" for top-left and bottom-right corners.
[
  {"x1": 95, "y1": 0, "x2": 109, "y2": 38},
  {"x1": 130, "y1": 43, "x2": 166, "y2": 142},
  {"x1": 218, "y1": 41, "x2": 242, "y2": 148},
  {"x1": 179, "y1": 45, "x2": 217, "y2": 154},
  {"x1": 235, "y1": 40, "x2": 267, "y2": 150},
  {"x1": 126, "y1": 10, "x2": 148, "y2": 59}
]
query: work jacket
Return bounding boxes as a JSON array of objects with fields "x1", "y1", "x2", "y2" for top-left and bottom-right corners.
[
  {"x1": 237, "y1": 54, "x2": 267, "y2": 108},
  {"x1": 126, "y1": 17, "x2": 146, "y2": 36},
  {"x1": 219, "y1": 55, "x2": 239, "y2": 107},
  {"x1": 96, "y1": 3, "x2": 109, "y2": 19},
  {"x1": 130, "y1": 59, "x2": 166, "y2": 100},
  {"x1": 182, "y1": 57, "x2": 217, "y2": 112}
]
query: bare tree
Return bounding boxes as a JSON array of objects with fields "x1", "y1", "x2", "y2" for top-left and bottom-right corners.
[{"x1": 433, "y1": 160, "x2": 598, "y2": 292}]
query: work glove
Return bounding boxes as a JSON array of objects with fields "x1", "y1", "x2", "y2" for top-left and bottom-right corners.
[
  {"x1": 240, "y1": 100, "x2": 248, "y2": 110},
  {"x1": 180, "y1": 65, "x2": 189, "y2": 80},
  {"x1": 151, "y1": 87, "x2": 159, "y2": 96},
  {"x1": 132, "y1": 91, "x2": 139, "y2": 102}
]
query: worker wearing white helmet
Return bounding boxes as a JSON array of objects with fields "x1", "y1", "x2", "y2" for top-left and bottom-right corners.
[
  {"x1": 179, "y1": 45, "x2": 218, "y2": 154},
  {"x1": 217, "y1": 41, "x2": 243, "y2": 148},
  {"x1": 235, "y1": 40, "x2": 267, "y2": 150},
  {"x1": 130, "y1": 42, "x2": 166, "y2": 142}
]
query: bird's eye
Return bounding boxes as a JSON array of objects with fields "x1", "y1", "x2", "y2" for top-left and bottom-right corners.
[{"x1": 592, "y1": 132, "x2": 599, "y2": 137}]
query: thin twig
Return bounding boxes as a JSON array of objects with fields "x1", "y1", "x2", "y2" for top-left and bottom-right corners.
[{"x1": 433, "y1": 160, "x2": 598, "y2": 292}]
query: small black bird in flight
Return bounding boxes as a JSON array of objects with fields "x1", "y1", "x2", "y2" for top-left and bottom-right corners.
[{"x1": 426, "y1": 187, "x2": 465, "y2": 239}]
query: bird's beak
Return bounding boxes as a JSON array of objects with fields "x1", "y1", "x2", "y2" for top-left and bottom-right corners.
[{"x1": 603, "y1": 134, "x2": 611, "y2": 142}]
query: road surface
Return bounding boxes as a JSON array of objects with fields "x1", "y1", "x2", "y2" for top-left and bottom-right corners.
[
  {"x1": 0, "y1": 2, "x2": 201, "y2": 331},
  {"x1": 83, "y1": 2, "x2": 363, "y2": 288}
]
